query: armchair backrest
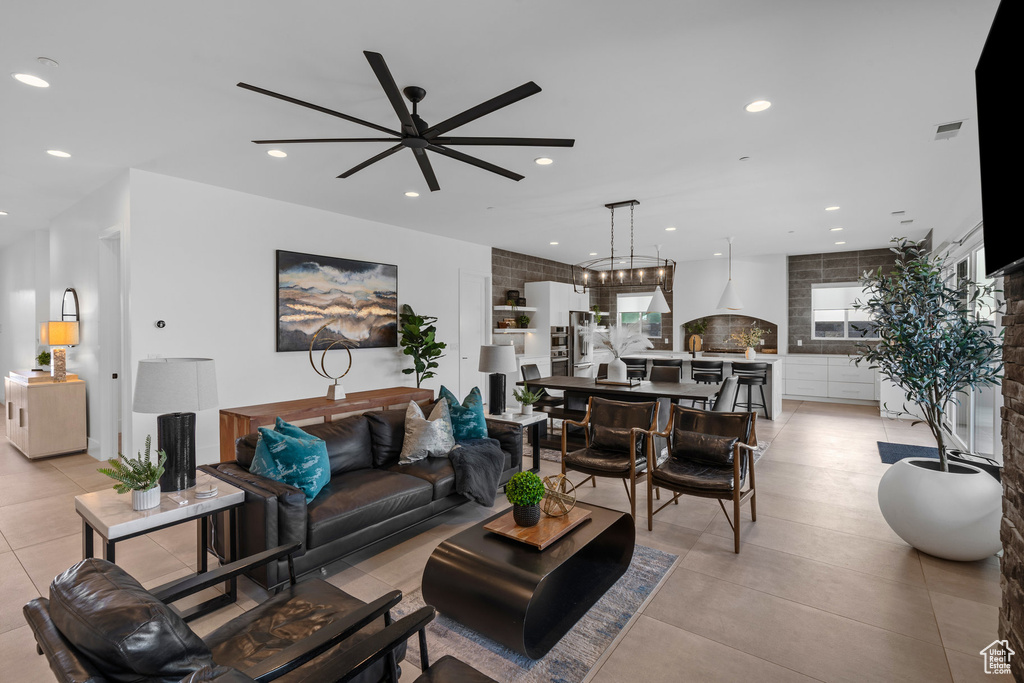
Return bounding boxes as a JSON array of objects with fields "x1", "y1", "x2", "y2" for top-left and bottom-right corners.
[
  {"x1": 521, "y1": 363, "x2": 541, "y2": 382},
  {"x1": 669, "y1": 405, "x2": 753, "y2": 468},
  {"x1": 586, "y1": 397, "x2": 658, "y2": 453}
]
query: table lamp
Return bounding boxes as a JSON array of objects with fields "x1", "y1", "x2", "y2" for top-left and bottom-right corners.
[
  {"x1": 478, "y1": 344, "x2": 518, "y2": 415},
  {"x1": 46, "y1": 321, "x2": 80, "y2": 382},
  {"x1": 133, "y1": 358, "x2": 218, "y2": 491}
]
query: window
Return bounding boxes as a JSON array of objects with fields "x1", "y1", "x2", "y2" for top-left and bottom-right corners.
[
  {"x1": 616, "y1": 293, "x2": 662, "y2": 339},
  {"x1": 811, "y1": 283, "x2": 878, "y2": 340}
]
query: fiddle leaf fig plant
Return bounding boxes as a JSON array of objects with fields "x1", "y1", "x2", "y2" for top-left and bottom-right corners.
[
  {"x1": 97, "y1": 435, "x2": 167, "y2": 493},
  {"x1": 399, "y1": 304, "x2": 447, "y2": 388},
  {"x1": 853, "y1": 238, "x2": 1003, "y2": 472}
]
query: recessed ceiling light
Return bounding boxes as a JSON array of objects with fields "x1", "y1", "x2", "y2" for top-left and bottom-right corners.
[
  {"x1": 0, "y1": 211, "x2": 8, "y2": 216},
  {"x1": 589, "y1": 252, "x2": 598, "y2": 256},
  {"x1": 47, "y1": 149, "x2": 70, "y2": 158},
  {"x1": 825, "y1": 206, "x2": 840, "y2": 211},
  {"x1": 404, "y1": 191, "x2": 419, "y2": 197},
  {"x1": 665, "y1": 226, "x2": 677, "y2": 232},
  {"x1": 12, "y1": 73, "x2": 49, "y2": 87},
  {"x1": 267, "y1": 149, "x2": 287, "y2": 158},
  {"x1": 713, "y1": 252, "x2": 723, "y2": 256},
  {"x1": 745, "y1": 100, "x2": 771, "y2": 113},
  {"x1": 835, "y1": 241, "x2": 847, "y2": 245},
  {"x1": 549, "y1": 241, "x2": 559, "y2": 245},
  {"x1": 37, "y1": 57, "x2": 59, "y2": 68},
  {"x1": 534, "y1": 157, "x2": 553, "y2": 165},
  {"x1": 830, "y1": 227, "x2": 844, "y2": 232}
]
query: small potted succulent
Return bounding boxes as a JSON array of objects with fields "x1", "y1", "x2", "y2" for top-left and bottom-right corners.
[
  {"x1": 97, "y1": 435, "x2": 167, "y2": 511},
  {"x1": 506, "y1": 471, "x2": 545, "y2": 527},
  {"x1": 513, "y1": 384, "x2": 542, "y2": 415},
  {"x1": 517, "y1": 314, "x2": 531, "y2": 329}
]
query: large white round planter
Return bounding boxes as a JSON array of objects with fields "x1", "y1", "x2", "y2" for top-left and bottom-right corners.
[
  {"x1": 607, "y1": 357, "x2": 628, "y2": 382},
  {"x1": 878, "y1": 458, "x2": 1001, "y2": 561}
]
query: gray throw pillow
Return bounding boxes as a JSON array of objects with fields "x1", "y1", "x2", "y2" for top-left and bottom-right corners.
[{"x1": 400, "y1": 400, "x2": 456, "y2": 464}]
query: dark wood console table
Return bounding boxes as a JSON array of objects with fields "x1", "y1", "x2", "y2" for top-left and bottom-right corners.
[{"x1": 219, "y1": 386, "x2": 433, "y2": 462}]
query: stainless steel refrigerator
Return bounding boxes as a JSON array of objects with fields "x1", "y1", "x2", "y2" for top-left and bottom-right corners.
[{"x1": 569, "y1": 310, "x2": 594, "y2": 376}]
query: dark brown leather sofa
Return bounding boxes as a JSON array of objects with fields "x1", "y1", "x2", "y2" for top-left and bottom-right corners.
[{"x1": 202, "y1": 407, "x2": 522, "y2": 589}]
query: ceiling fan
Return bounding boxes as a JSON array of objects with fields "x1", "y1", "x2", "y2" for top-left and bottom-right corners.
[{"x1": 238, "y1": 51, "x2": 575, "y2": 192}]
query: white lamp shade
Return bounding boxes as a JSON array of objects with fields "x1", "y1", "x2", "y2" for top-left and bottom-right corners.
[
  {"x1": 647, "y1": 286, "x2": 671, "y2": 313},
  {"x1": 133, "y1": 358, "x2": 218, "y2": 413},
  {"x1": 46, "y1": 321, "x2": 79, "y2": 346},
  {"x1": 478, "y1": 345, "x2": 517, "y2": 373},
  {"x1": 717, "y1": 280, "x2": 744, "y2": 311}
]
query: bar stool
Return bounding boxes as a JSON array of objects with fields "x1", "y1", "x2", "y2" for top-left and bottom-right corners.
[
  {"x1": 649, "y1": 365, "x2": 681, "y2": 383},
  {"x1": 690, "y1": 360, "x2": 724, "y2": 384},
  {"x1": 733, "y1": 363, "x2": 769, "y2": 416},
  {"x1": 652, "y1": 359, "x2": 684, "y2": 368}
]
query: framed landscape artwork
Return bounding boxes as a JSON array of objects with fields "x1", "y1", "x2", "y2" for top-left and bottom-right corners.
[{"x1": 276, "y1": 250, "x2": 399, "y2": 352}]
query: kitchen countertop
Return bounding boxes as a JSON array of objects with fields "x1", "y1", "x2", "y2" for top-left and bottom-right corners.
[{"x1": 622, "y1": 353, "x2": 783, "y2": 365}]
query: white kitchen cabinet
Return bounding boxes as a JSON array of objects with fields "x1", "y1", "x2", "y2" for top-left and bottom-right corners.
[
  {"x1": 785, "y1": 378, "x2": 828, "y2": 397},
  {"x1": 569, "y1": 290, "x2": 590, "y2": 313},
  {"x1": 783, "y1": 354, "x2": 879, "y2": 405}
]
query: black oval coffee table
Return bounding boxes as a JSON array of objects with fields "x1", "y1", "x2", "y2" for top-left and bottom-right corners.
[{"x1": 421, "y1": 502, "x2": 635, "y2": 659}]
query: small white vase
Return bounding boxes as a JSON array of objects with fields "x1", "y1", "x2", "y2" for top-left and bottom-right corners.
[
  {"x1": 132, "y1": 486, "x2": 161, "y2": 511},
  {"x1": 877, "y1": 457, "x2": 1002, "y2": 561},
  {"x1": 745, "y1": 347, "x2": 756, "y2": 360},
  {"x1": 607, "y1": 357, "x2": 628, "y2": 382},
  {"x1": 521, "y1": 404, "x2": 534, "y2": 415}
]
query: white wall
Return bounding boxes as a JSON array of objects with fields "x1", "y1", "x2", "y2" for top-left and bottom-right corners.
[
  {"x1": 0, "y1": 230, "x2": 48, "y2": 398},
  {"x1": 127, "y1": 170, "x2": 491, "y2": 465},
  {"x1": 671, "y1": 253, "x2": 788, "y2": 351},
  {"x1": 48, "y1": 173, "x2": 131, "y2": 455}
]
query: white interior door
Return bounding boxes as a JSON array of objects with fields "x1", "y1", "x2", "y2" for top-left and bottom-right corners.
[
  {"x1": 459, "y1": 271, "x2": 490, "y2": 398},
  {"x1": 98, "y1": 230, "x2": 122, "y2": 460}
]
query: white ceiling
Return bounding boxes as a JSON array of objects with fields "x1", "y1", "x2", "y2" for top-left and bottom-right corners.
[{"x1": 0, "y1": 0, "x2": 999, "y2": 265}]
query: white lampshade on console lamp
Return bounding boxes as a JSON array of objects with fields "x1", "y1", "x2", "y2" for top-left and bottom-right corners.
[
  {"x1": 717, "y1": 237, "x2": 744, "y2": 311},
  {"x1": 133, "y1": 358, "x2": 218, "y2": 491},
  {"x1": 46, "y1": 288, "x2": 81, "y2": 382},
  {"x1": 479, "y1": 344, "x2": 518, "y2": 415}
]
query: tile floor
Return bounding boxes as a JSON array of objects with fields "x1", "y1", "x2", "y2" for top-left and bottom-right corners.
[{"x1": 0, "y1": 400, "x2": 1010, "y2": 682}]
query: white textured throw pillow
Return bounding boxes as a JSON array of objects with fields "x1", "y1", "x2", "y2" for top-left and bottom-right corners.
[{"x1": 399, "y1": 400, "x2": 456, "y2": 464}]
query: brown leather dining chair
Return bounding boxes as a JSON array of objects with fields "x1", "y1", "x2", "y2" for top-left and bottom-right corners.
[
  {"x1": 649, "y1": 365, "x2": 681, "y2": 383},
  {"x1": 561, "y1": 396, "x2": 658, "y2": 519},
  {"x1": 644, "y1": 405, "x2": 757, "y2": 552}
]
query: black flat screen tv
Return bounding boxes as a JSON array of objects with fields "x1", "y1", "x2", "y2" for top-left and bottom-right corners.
[{"x1": 977, "y1": 0, "x2": 1022, "y2": 278}]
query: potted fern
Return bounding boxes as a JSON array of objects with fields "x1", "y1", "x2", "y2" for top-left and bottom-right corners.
[
  {"x1": 97, "y1": 435, "x2": 167, "y2": 511},
  {"x1": 513, "y1": 384, "x2": 542, "y2": 415},
  {"x1": 592, "y1": 325, "x2": 653, "y2": 382},
  {"x1": 506, "y1": 471, "x2": 545, "y2": 527}
]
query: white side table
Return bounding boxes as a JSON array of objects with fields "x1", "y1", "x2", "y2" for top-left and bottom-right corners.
[
  {"x1": 485, "y1": 411, "x2": 549, "y2": 473},
  {"x1": 75, "y1": 471, "x2": 244, "y2": 621}
]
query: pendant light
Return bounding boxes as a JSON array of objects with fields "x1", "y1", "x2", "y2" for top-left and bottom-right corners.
[
  {"x1": 717, "y1": 237, "x2": 743, "y2": 311},
  {"x1": 647, "y1": 244, "x2": 671, "y2": 313}
]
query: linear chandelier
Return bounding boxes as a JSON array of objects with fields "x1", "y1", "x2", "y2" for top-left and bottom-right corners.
[{"x1": 571, "y1": 200, "x2": 676, "y2": 294}]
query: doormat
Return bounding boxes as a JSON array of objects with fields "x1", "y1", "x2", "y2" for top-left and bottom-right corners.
[
  {"x1": 876, "y1": 441, "x2": 938, "y2": 465},
  {"x1": 393, "y1": 544, "x2": 677, "y2": 683}
]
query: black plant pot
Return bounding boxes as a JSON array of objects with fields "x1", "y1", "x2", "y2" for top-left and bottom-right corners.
[{"x1": 513, "y1": 504, "x2": 541, "y2": 527}]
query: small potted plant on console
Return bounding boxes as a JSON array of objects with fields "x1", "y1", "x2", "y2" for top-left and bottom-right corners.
[
  {"x1": 513, "y1": 384, "x2": 542, "y2": 415},
  {"x1": 97, "y1": 435, "x2": 167, "y2": 511},
  {"x1": 506, "y1": 471, "x2": 545, "y2": 527}
]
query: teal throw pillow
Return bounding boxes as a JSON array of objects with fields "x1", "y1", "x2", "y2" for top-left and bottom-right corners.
[
  {"x1": 251, "y1": 425, "x2": 330, "y2": 503},
  {"x1": 274, "y1": 416, "x2": 311, "y2": 439},
  {"x1": 439, "y1": 385, "x2": 488, "y2": 441}
]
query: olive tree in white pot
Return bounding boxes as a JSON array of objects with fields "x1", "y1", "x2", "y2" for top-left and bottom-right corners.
[{"x1": 855, "y1": 238, "x2": 1004, "y2": 561}]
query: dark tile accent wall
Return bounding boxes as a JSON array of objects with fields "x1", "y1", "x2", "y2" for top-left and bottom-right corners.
[
  {"x1": 681, "y1": 315, "x2": 779, "y2": 353},
  {"x1": 787, "y1": 247, "x2": 897, "y2": 354},
  {"x1": 590, "y1": 267, "x2": 674, "y2": 351},
  {"x1": 491, "y1": 249, "x2": 673, "y2": 351}
]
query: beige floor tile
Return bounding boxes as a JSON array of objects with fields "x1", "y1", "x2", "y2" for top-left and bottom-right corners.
[
  {"x1": 646, "y1": 568, "x2": 951, "y2": 683},
  {"x1": 104, "y1": 534, "x2": 192, "y2": 586},
  {"x1": 0, "y1": 552, "x2": 40, "y2": 635},
  {"x1": 344, "y1": 528, "x2": 444, "y2": 593},
  {"x1": 921, "y1": 553, "x2": 1002, "y2": 607},
  {"x1": 634, "y1": 517, "x2": 701, "y2": 557},
  {"x1": 47, "y1": 452, "x2": 106, "y2": 472},
  {"x1": 0, "y1": 448, "x2": 56, "y2": 476},
  {"x1": 930, "y1": 592, "x2": 1000, "y2": 657},
  {"x1": 750, "y1": 490, "x2": 903, "y2": 545},
  {"x1": 0, "y1": 531, "x2": 10, "y2": 554},
  {"x1": 58, "y1": 460, "x2": 118, "y2": 492},
  {"x1": 147, "y1": 519, "x2": 201, "y2": 565},
  {"x1": 188, "y1": 602, "x2": 248, "y2": 639},
  {"x1": 0, "y1": 491, "x2": 83, "y2": 550},
  {"x1": 682, "y1": 534, "x2": 941, "y2": 644},
  {"x1": 945, "y1": 647, "x2": 1015, "y2": 682},
  {"x1": 325, "y1": 562, "x2": 400, "y2": 603},
  {"x1": 591, "y1": 614, "x2": 818, "y2": 683},
  {"x1": 0, "y1": 625, "x2": 57, "y2": 681},
  {"x1": 705, "y1": 510, "x2": 925, "y2": 585},
  {"x1": 16, "y1": 533, "x2": 86, "y2": 594},
  {"x1": 0, "y1": 468, "x2": 84, "y2": 507}
]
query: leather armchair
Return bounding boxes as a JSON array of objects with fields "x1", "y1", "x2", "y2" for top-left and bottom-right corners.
[
  {"x1": 23, "y1": 544, "x2": 405, "y2": 683},
  {"x1": 561, "y1": 397, "x2": 658, "y2": 519},
  {"x1": 645, "y1": 405, "x2": 757, "y2": 552}
]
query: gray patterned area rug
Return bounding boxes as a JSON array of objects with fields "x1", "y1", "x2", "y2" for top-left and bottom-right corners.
[
  {"x1": 539, "y1": 440, "x2": 772, "y2": 464},
  {"x1": 393, "y1": 544, "x2": 677, "y2": 682}
]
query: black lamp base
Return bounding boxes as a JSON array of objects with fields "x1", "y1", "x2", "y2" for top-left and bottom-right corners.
[
  {"x1": 157, "y1": 412, "x2": 196, "y2": 492},
  {"x1": 488, "y1": 373, "x2": 506, "y2": 415}
]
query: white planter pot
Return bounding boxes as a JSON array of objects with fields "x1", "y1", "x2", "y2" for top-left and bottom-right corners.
[
  {"x1": 745, "y1": 347, "x2": 756, "y2": 360},
  {"x1": 132, "y1": 486, "x2": 161, "y2": 511},
  {"x1": 607, "y1": 357, "x2": 628, "y2": 382},
  {"x1": 877, "y1": 458, "x2": 1002, "y2": 561},
  {"x1": 521, "y1": 404, "x2": 534, "y2": 415}
]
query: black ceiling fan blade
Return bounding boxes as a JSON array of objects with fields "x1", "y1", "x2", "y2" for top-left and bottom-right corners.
[
  {"x1": 237, "y1": 82, "x2": 401, "y2": 137},
  {"x1": 363, "y1": 52, "x2": 418, "y2": 137},
  {"x1": 412, "y1": 148, "x2": 441, "y2": 192},
  {"x1": 427, "y1": 144, "x2": 524, "y2": 182},
  {"x1": 337, "y1": 144, "x2": 404, "y2": 178},
  {"x1": 432, "y1": 137, "x2": 575, "y2": 147},
  {"x1": 422, "y1": 82, "x2": 542, "y2": 138},
  {"x1": 253, "y1": 138, "x2": 399, "y2": 144}
]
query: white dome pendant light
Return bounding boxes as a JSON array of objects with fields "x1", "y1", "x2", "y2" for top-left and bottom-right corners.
[{"x1": 716, "y1": 237, "x2": 743, "y2": 311}]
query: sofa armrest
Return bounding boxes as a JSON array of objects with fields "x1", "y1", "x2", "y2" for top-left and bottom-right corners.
[
  {"x1": 486, "y1": 422, "x2": 522, "y2": 472},
  {"x1": 24, "y1": 597, "x2": 108, "y2": 683},
  {"x1": 200, "y1": 464, "x2": 308, "y2": 588}
]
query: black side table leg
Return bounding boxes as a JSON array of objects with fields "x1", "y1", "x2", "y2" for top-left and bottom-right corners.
[
  {"x1": 104, "y1": 539, "x2": 115, "y2": 563},
  {"x1": 198, "y1": 516, "x2": 209, "y2": 574},
  {"x1": 82, "y1": 520, "x2": 94, "y2": 559},
  {"x1": 530, "y1": 422, "x2": 541, "y2": 473}
]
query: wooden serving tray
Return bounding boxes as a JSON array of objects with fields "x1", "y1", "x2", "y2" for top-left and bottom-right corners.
[
  {"x1": 595, "y1": 377, "x2": 641, "y2": 387},
  {"x1": 484, "y1": 507, "x2": 592, "y2": 550}
]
